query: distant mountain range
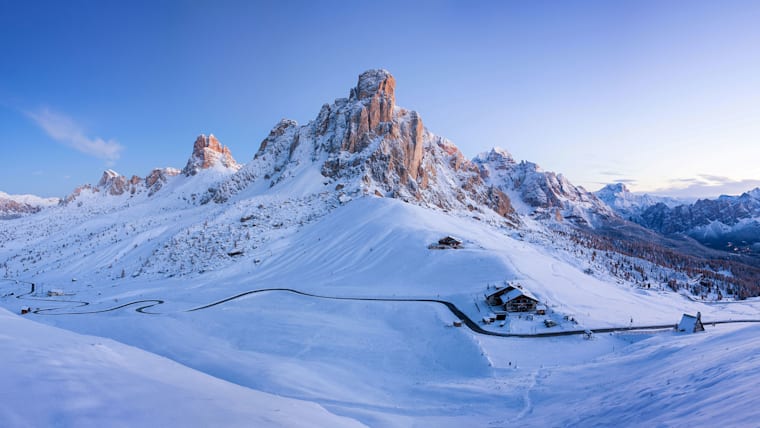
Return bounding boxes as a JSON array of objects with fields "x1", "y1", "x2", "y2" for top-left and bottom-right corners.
[
  {"x1": 0, "y1": 191, "x2": 59, "y2": 219},
  {"x1": 596, "y1": 183, "x2": 760, "y2": 256}
]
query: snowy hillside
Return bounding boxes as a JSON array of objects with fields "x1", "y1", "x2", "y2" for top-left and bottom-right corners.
[
  {"x1": 0, "y1": 307, "x2": 363, "y2": 427},
  {"x1": 3, "y1": 197, "x2": 760, "y2": 426},
  {"x1": 2, "y1": 69, "x2": 760, "y2": 426}
]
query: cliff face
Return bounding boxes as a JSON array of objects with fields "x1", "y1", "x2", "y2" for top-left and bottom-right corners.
[
  {"x1": 183, "y1": 134, "x2": 239, "y2": 176},
  {"x1": 208, "y1": 69, "x2": 518, "y2": 224}
]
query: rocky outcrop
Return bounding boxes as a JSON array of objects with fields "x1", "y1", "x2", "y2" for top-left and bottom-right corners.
[
  {"x1": 0, "y1": 192, "x2": 59, "y2": 218},
  {"x1": 145, "y1": 167, "x2": 180, "y2": 196},
  {"x1": 63, "y1": 184, "x2": 98, "y2": 205},
  {"x1": 474, "y1": 148, "x2": 612, "y2": 226},
  {"x1": 0, "y1": 199, "x2": 41, "y2": 218},
  {"x1": 98, "y1": 170, "x2": 129, "y2": 196},
  {"x1": 183, "y1": 134, "x2": 239, "y2": 176},
  {"x1": 207, "y1": 69, "x2": 519, "y2": 224}
]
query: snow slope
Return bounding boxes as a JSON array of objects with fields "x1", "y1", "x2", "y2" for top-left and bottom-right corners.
[
  {"x1": 0, "y1": 307, "x2": 363, "y2": 428},
  {"x1": 4, "y1": 197, "x2": 760, "y2": 426}
]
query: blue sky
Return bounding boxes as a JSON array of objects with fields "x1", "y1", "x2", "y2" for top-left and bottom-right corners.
[{"x1": 1, "y1": 0, "x2": 759, "y2": 198}]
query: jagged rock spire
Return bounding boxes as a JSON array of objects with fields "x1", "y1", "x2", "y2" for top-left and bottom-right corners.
[{"x1": 183, "y1": 134, "x2": 239, "y2": 176}]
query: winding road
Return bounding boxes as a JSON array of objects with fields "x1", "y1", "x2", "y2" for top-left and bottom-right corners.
[{"x1": 2, "y1": 279, "x2": 758, "y2": 338}]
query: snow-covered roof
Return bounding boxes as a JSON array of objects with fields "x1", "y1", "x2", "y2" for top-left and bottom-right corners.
[
  {"x1": 678, "y1": 313, "x2": 703, "y2": 333},
  {"x1": 503, "y1": 288, "x2": 538, "y2": 302},
  {"x1": 486, "y1": 285, "x2": 517, "y2": 299}
]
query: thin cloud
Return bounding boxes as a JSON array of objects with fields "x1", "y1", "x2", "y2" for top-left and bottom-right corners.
[
  {"x1": 697, "y1": 174, "x2": 736, "y2": 185},
  {"x1": 651, "y1": 177, "x2": 760, "y2": 199},
  {"x1": 27, "y1": 108, "x2": 123, "y2": 162}
]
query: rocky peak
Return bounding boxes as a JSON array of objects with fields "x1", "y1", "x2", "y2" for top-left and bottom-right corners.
[
  {"x1": 475, "y1": 148, "x2": 516, "y2": 169},
  {"x1": 256, "y1": 120, "x2": 298, "y2": 156},
  {"x1": 97, "y1": 169, "x2": 129, "y2": 196},
  {"x1": 743, "y1": 188, "x2": 760, "y2": 200},
  {"x1": 145, "y1": 167, "x2": 180, "y2": 196},
  {"x1": 600, "y1": 183, "x2": 631, "y2": 195},
  {"x1": 183, "y1": 134, "x2": 239, "y2": 176},
  {"x1": 209, "y1": 69, "x2": 519, "y2": 224},
  {"x1": 350, "y1": 69, "x2": 396, "y2": 103}
]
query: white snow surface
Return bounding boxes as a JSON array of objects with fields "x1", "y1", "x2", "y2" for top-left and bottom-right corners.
[
  {"x1": 0, "y1": 307, "x2": 363, "y2": 428},
  {"x1": 3, "y1": 193, "x2": 760, "y2": 426}
]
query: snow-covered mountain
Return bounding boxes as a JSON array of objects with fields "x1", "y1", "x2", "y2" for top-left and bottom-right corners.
[
  {"x1": 61, "y1": 133, "x2": 239, "y2": 205},
  {"x1": 595, "y1": 183, "x2": 760, "y2": 256},
  {"x1": 205, "y1": 69, "x2": 520, "y2": 225},
  {"x1": 0, "y1": 191, "x2": 59, "y2": 219},
  {"x1": 637, "y1": 188, "x2": 760, "y2": 255},
  {"x1": 475, "y1": 148, "x2": 613, "y2": 226},
  {"x1": 1, "y1": 70, "x2": 756, "y2": 291},
  {"x1": 3, "y1": 69, "x2": 760, "y2": 426},
  {"x1": 595, "y1": 183, "x2": 681, "y2": 221}
]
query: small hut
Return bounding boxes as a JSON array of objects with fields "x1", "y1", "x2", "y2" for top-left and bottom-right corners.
[
  {"x1": 535, "y1": 304, "x2": 547, "y2": 315},
  {"x1": 437, "y1": 236, "x2": 462, "y2": 249},
  {"x1": 20, "y1": 306, "x2": 31, "y2": 315},
  {"x1": 678, "y1": 312, "x2": 705, "y2": 333}
]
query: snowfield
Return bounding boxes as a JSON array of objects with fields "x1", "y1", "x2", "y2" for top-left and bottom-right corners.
[
  {"x1": 0, "y1": 307, "x2": 364, "y2": 428},
  {"x1": 3, "y1": 196, "x2": 760, "y2": 427}
]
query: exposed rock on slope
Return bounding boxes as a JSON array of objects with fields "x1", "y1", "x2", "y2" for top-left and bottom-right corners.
[
  {"x1": 183, "y1": 134, "x2": 239, "y2": 176},
  {"x1": 0, "y1": 192, "x2": 59, "y2": 219},
  {"x1": 61, "y1": 133, "x2": 235, "y2": 204},
  {"x1": 473, "y1": 148, "x2": 613, "y2": 226}
]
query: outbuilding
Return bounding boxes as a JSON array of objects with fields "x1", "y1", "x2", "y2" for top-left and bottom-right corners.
[
  {"x1": 678, "y1": 312, "x2": 705, "y2": 333},
  {"x1": 20, "y1": 306, "x2": 31, "y2": 315},
  {"x1": 437, "y1": 236, "x2": 462, "y2": 249}
]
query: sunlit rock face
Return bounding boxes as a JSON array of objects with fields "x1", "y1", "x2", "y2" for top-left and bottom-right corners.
[
  {"x1": 183, "y1": 134, "x2": 239, "y2": 176},
  {"x1": 206, "y1": 69, "x2": 519, "y2": 224}
]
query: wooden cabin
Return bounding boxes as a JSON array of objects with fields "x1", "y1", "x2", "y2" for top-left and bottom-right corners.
[
  {"x1": 678, "y1": 312, "x2": 705, "y2": 333},
  {"x1": 503, "y1": 288, "x2": 539, "y2": 312},
  {"x1": 485, "y1": 285, "x2": 518, "y2": 306}
]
